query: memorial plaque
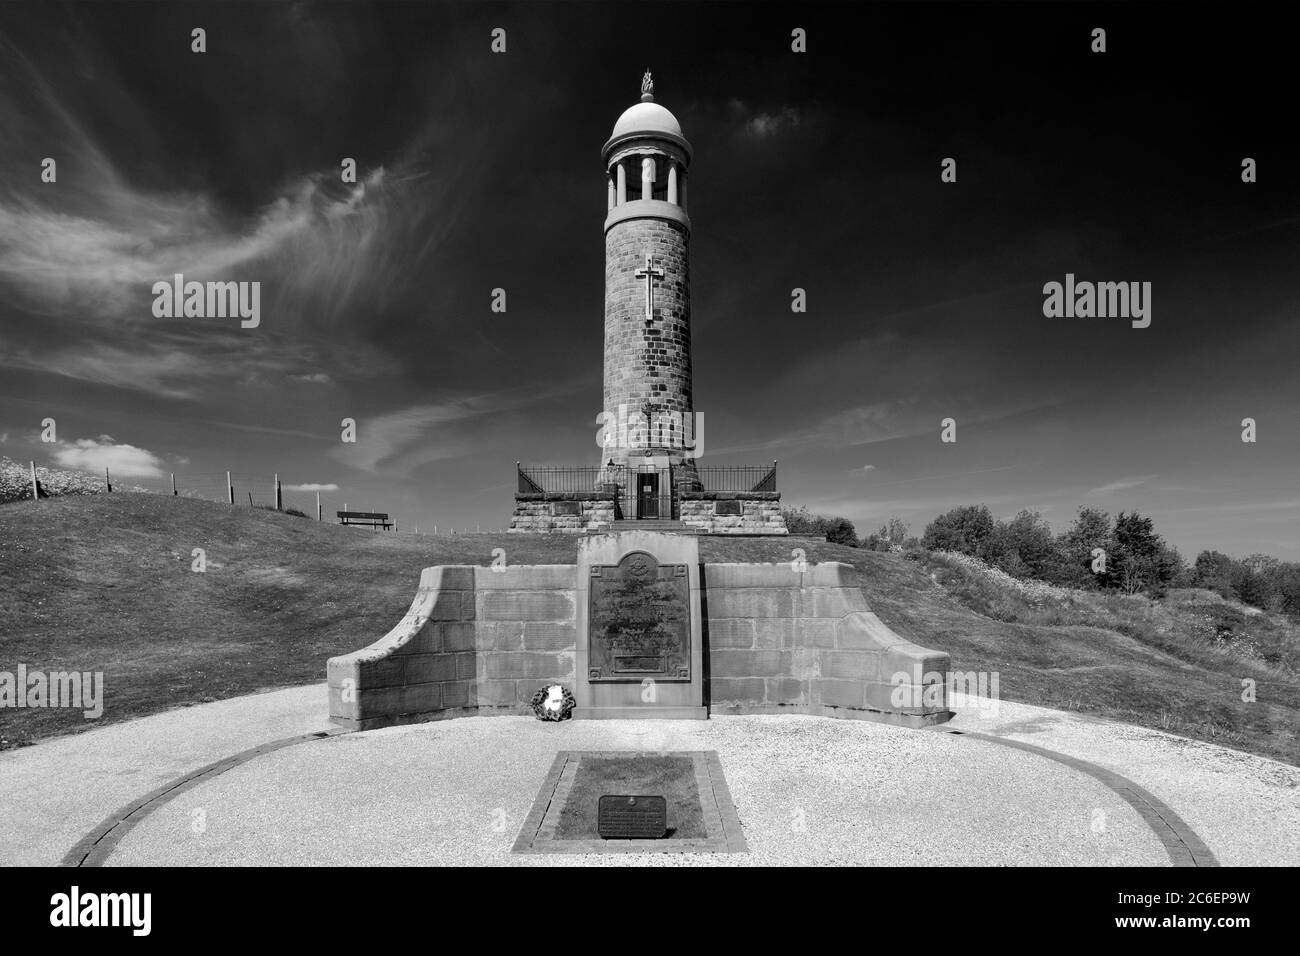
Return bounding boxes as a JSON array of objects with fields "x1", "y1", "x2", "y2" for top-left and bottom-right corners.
[
  {"x1": 551, "y1": 500, "x2": 583, "y2": 516},
  {"x1": 588, "y1": 550, "x2": 690, "y2": 682},
  {"x1": 713, "y1": 499, "x2": 742, "y2": 516},
  {"x1": 597, "y1": 794, "x2": 668, "y2": 839}
]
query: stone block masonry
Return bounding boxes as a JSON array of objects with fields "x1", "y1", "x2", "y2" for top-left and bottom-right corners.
[
  {"x1": 603, "y1": 216, "x2": 693, "y2": 437},
  {"x1": 509, "y1": 494, "x2": 616, "y2": 533},
  {"x1": 703, "y1": 562, "x2": 950, "y2": 725},
  {"x1": 328, "y1": 565, "x2": 578, "y2": 730},
  {"x1": 679, "y1": 493, "x2": 787, "y2": 534},
  {"x1": 328, "y1": 560, "x2": 949, "y2": 730}
]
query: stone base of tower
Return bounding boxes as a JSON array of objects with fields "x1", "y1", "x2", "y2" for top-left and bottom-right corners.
[
  {"x1": 509, "y1": 492, "x2": 616, "y2": 534},
  {"x1": 508, "y1": 490, "x2": 789, "y2": 535},
  {"x1": 679, "y1": 492, "x2": 788, "y2": 535},
  {"x1": 510, "y1": 464, "x2": 789, "y2": 535}
]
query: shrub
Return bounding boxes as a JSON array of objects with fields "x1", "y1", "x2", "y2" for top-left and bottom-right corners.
[
  {"x1": 782, "y1": 505, "x2": 859, "y2": 547},
  {"x1": 862, "y1": 517, "x2": 911, "y2": 552}
]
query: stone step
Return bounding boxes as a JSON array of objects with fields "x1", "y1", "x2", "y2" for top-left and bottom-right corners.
[{"x1": 609, "y1": 519, "x2": 693, "y2": 532}]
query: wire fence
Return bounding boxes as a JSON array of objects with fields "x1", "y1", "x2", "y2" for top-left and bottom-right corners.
[
  {"x1": 172, "y1": 472, "x2": 355, "y2": 524},
  {"x1": 7, "y1": 459, "x2": 518, "y2": 534}
]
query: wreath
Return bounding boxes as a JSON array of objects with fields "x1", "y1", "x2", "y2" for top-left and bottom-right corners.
[{"x1": 530, "y1": 683, "x2": 576, "y2": 721}]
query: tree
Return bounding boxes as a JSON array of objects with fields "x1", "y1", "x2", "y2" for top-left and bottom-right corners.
[
  {"x1": 982, "y1": 510, "x2": 1060, "y2": 580},
  {"x1": 1057, "y1": 507, "x2": 1112, "y2": 588},
  {"x1": 1268, "y1": 562, "x2": 1300, "y2": 618},
  {"x1": 1232, "y1": 554, "x2": 1281, "y2": 610},
  {"x1": 885, "y1": 517, "x2": 910, "y2": 547},
  {"x1": 1108, "y1": 511, "x2": 1182, "y2": 596},
  {"x1": 921, "y1": 505, "x2": 994, "y2": 555},
  {"x1": 1192, "y1": 550, "x2": 1235, "y2": 594}
]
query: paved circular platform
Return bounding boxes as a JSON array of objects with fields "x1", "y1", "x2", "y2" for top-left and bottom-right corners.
[{"x1": 2, "y1": 685, "x2": 1297, "y2": 866}]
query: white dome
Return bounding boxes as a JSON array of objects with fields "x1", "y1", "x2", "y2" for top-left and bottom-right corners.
[{"x1": 610, "y1": 101, "x2": 683, "y2": 141}]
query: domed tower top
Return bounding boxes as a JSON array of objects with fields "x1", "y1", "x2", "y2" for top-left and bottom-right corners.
[
  {"x1": 602, "y1": 72, "x2": 692, "y2": 227},
  {"x1": 603, "y1": 71, "x2": 692, "y2": 165}
]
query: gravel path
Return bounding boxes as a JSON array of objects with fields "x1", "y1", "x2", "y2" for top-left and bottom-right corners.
[
  {"x1": 0, "y1": 685, "x2": 329, "y2": 866},
  {"x1": 2, "y1": 685, "x2": 1295, "y2": 866},
  {"x1": 107, "y1": 713, "x2": 1167, "y2": 866},
  {"x1": 947, "y1": 697, "x2": 1300, "y2": 866}
]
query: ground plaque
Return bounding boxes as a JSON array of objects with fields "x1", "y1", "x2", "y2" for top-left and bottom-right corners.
[
  {"x1": 597, "y1": 795, "x2": 668, "y2": 839},
  {"x1": 512, "y1": 751, "x2": 747, "y2": 854},
  {"x1": 588, "y1": 550, "x2": 690, "y2": 682}
]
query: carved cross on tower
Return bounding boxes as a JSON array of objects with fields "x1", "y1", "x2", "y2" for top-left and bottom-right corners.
[{"x1": 634, "y1": 254, "x2": 665, "y2": 323}]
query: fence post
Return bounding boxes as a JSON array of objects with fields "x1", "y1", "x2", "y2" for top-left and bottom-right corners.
[
  {"x1": 105, "y1": 467, "x2": 111, "y2": 493},
  {"x1": 316, "y1": 491, "x2": 321, "y2": 521},
  {"x1": 275, "y1": 474, "x2": 282, "y2": 511},
  {"x1": 227, "y1": 471, "x2": 233, "y2": 504},
  {"x1": 171, "y1": 472, "x2": 177, "y2": 496},
  {"x1": 29, "y1": 461, "x2": 37, "y2": 502}
]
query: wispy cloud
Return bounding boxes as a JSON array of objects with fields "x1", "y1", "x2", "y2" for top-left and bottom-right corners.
[
  {"x1": 0, "y1": 165, "x2": 398, "y2": 326},
  {"x1": 329, "y1": 383, "x2": 583, "y2": 476},
  {"x1": 0, "y1": 36, "x2": 465, "y2": 406},
  {"x1": 859, "y1": 464, "x2": 1021, "y2": 490},
  {"x1": 284, "y1": 482, "x2": 339, "y2": 492},
  {"x1": 1086, "y1": 474, "x2": 1159, "y2": 496},
  {"x1": 727, "y1": 99, "x2": 801, "y2": 138}
]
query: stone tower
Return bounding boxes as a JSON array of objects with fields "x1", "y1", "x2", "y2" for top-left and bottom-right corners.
[
  {"x1": 509, "y1": 74, "x2": 786, "y2": 535},
  {"x1": 599, "y1": 72, "x2": 701, "y2": 516}
]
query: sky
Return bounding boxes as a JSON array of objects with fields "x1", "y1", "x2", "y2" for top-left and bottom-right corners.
[{"x1": 0, "y1": 2, "x2": 1297, "y2": 558}]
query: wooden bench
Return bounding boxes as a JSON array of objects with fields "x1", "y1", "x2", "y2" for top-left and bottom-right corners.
[{"x1": 337, "y1": 511, "x2": 392, "y2": 530}]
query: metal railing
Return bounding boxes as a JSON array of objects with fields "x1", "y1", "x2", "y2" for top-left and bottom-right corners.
[
  {"x1": 696, "y1": 462, "x2": 777, "y2": 493},
  {"x1": 516, "y1": 460, "x2": 778, "y2": 520},
  {"x1": 517, "y1": 463, "x2": 617, "y2": 494}
]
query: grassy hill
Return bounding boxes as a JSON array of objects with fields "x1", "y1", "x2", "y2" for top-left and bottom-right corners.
[{"x1": 2, "y1": 493, "x2": 1297, "y2": 765}]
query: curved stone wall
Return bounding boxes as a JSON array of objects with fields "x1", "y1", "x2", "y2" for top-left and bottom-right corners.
[{"x1": 327, "y1": 561, "x2": 951, "y2": 730}]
